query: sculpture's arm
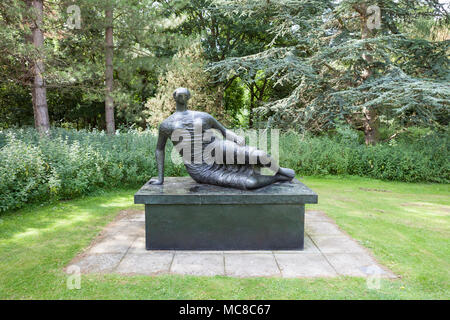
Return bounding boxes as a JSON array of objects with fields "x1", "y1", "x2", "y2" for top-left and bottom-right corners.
[
  {"x1": 210, "y1": 116, "x2": 245, "y2": 146},
  {"x1": 149, "y1": 127, "x2": 168, "y2": 185}
]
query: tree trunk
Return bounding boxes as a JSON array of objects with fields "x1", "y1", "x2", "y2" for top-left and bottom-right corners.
[
  {"x1": 213, "y1": 85, "x2": 224, "y2": 117},
  {"x1": 105, "y1": 6, "x2": 115, "y2": 134},
  {"x1": 249, "y1": 83, "x2": 255, "y2": 128},
  {"x1": 356, "y1": 2, "x2": 379, "y2": 145},
  {"x1": 30, "y1": 0, "x2": 50, "y2": 134},
  {"x1": 363, "y1": 107, "x2": 379, "y2": 145}
]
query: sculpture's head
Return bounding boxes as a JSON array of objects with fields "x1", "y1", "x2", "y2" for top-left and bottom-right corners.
[{"x1": 173, "y1": 88, "x2": 191, "y2": 106}]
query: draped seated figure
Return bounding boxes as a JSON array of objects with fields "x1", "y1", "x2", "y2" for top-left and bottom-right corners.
[{"x1": 149, "y1": 87, "x2": 295, "y2": 190}]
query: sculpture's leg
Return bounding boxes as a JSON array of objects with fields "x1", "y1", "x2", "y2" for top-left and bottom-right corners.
[
  {"x1": 249, "y1": 150, "x2": 295, "y2": 179},
  {"x1": 244, "y1": 173, "x2": 291, "y2": 190},
  {"x1": 219, "y1": 141, "x2": 295, "y2": 181},
  {"x1": 277, "y1": 167, "x2": 295, "y2": 179}
]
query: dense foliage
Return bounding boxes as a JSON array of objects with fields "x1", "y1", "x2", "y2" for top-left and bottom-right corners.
[
  {"x1": 144, "y1": 41, "x2": 227, "y2": 127},
  {"x1": 0, "y1": 0, "x2": 188, "y2": 130},
  {"x1": 206, "y1": 0, "x2": 450, "y2": 145},
  {"x1": 0, "y1": 1, "x2": 448, "y2": 213},
  {"x1": 1, "y1": 1, "x2": 448, "y2": 142},
  {"x1": 2, "y1": 0, "x2": 447, "y2": 138},
  {"x1": 1, "y1": 127, "x2": 448, "y2": 212}
]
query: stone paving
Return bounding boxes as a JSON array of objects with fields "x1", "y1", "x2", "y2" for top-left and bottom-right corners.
[{"x1": 66, "y1": 210, "x2": 396, "y2": 278}]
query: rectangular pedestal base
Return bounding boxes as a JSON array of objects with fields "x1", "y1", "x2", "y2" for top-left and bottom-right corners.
[
  {"x1": 145, "y1": 203, "x2": 305, "y2": 250},
  {"x1": 135, "y1": 177, "x2": 317, "y2": 251}
]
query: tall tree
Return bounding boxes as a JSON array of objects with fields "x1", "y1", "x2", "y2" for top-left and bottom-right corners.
[
  {"x1": 171, "y1": 0, "x2": 275, "y2": 124},
  {"x1": 353, "y1": 2, "x2": 378, "y2": 144},
  {"x1": 0, "y1": 1, "x2": 51, "y2": 132},
  {"x1": 325, "y1": 0, "x2": 449, "y2": 144},
  {"x1": 29, "y1": 0, "x2": 50, "y2": 134},
  {"x1": 1, "y1": 0, "x2": 188, "y2": 130},
  {"x1": 208, "y1": 0, "x2": 449, "y2": 143},
  {"x1": 105, "y1": 3, "x2": 115, "y2": 134},
  {"x1": 58, "y1": 0, "x2": 188, "y2": 129}
]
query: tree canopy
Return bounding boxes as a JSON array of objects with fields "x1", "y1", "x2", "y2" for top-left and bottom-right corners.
[
  {"x1": 207, "y1": 0, "x2": 449, "y2": 143},
  {"x1": 0, "y1": 0, "x2": 448, "y2": 144}
]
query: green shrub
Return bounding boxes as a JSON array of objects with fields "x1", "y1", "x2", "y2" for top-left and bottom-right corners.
[
  {"x1": 0, "y1": 135, "x2": 55, "y2": 211},
  {"x1": 0, "y1": 127, "x2": 448, "y2": 212},
  {"x1": 37, "y1": 136, "x2": 105, "y2": 198}
]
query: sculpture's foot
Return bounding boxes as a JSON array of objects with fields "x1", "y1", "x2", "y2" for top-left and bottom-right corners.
[
  {"x1": 275, "y1": 173, "x2": 292, "y2": 182},
  {"x1": 245, "y1": 173, "x2": 292, "y2": 190},
  {"x1": 278, "y1": 167, "x2": 295, "y2": 180}
]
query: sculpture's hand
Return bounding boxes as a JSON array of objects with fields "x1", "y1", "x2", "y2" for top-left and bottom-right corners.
[{"x1": 148, "y1": 178, "x2": 163, "y2": 185}]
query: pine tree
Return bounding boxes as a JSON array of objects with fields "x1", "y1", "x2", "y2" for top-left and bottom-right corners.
[
  {"x1": 29, "y1": 0, "x2": 50, "y2": 134},
  {"x1": 208, "y1": 0, "x2": 449, "y2": 144},
  {"x1": 0, "y1": 0, "x2": 50, "y2": 133},
  {"x1": 64, "y1": 0, "x2": 190, "y2": 129},
  {"x1": 105, "y1": 2, "x2": 115, "y2": 134}
]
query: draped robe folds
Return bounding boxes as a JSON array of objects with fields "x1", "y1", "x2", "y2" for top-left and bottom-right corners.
[{"x1": 161, "y1": 111, "x2": 266, "y2": 190}]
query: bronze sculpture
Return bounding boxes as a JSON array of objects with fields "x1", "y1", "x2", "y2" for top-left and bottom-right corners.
[{"x1": 149, "y1": 87, "x2": 295, "y2": 190}]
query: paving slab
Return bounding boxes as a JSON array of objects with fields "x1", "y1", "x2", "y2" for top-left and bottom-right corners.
[
  {"x1": 224, "y1": 253, "x2": 280, "y2": 277},
  {"x1": 68, "y1": 253, "x2": 124, "y2": 273},
  {"x1": 324, "y1": 253, "x2": 396, "y2": 278},
  {"x1": 120, "y1": 214, "x2": 145, "y2": 222},
  {"x1": 67, "y1": 209, "x2": 395, "y2": 279},
  {"x1": 175, "y1": 250, "x2": 224, "y2": 254},
  {"x1": 273, "y1": 235, "x2": 320, "y2": 254},
  {"x1": 116, "y1": 252, "x2": 174, "y2": 275},
  {"x1": 275, "y1": 253, "x2": 337, "y2": 278},
  {"x1": 102, "y1": 221, "x2": 144, "y2": 238},
  {"x1": 88, "y1": 235, "x2": 136, "y2": 254},
  {"x1": 128, "y1": 236, "x2": 146, "y2": 254},
  {"x1": 220, "y1": 250, "x2": 272, "y2": 254},
  {"x1": 171, "y1": 253, "x2": 225, "y2": 276},
  {"x1": 309, "y1": 235, "x2": 366, "y2": 254},
  {"x1": 124, "y1": 222, "x2": 145, "y2": 236},
  {"x1": 306, "y1": 221, "x2": 346, "y2": 236},
  {"x1": 305, "y1": 210, "x2": 332, "y2": 222}
]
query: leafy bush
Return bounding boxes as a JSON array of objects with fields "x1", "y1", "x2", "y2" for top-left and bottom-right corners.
[
  {"x1": 279, "y1": 130, "x2": 449, "y2": 183},
  {"x1": 0, "y1": 135, "x2": 54, "y2": 211},
  {"x1": 0, "y1": 127, "x2": 448, "y2": 212}
]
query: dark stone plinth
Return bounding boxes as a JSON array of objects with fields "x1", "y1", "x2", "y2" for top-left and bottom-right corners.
[{"x1": 134, "y1": 177, "x2": 318, "y2": 250}]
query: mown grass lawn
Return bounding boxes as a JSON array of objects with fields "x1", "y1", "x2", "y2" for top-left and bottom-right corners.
[{"x1": 0, "y1": 176, "x2": 448, "y2": 299}]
